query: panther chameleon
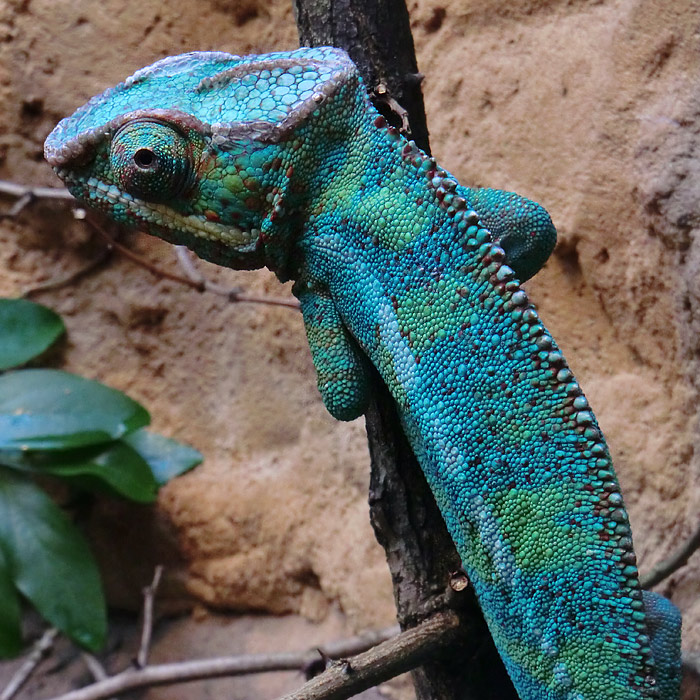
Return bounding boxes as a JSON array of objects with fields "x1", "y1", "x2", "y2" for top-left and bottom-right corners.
[{"x1": 44, "y1": 47, "x2": 682, "y2": 699}]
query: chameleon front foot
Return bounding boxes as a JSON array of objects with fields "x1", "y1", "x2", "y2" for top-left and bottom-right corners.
[{"x1": 295, "y1": 281, "x2": 370, "y2": 421}]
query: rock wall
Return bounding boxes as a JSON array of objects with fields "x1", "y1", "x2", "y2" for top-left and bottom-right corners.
[{"x1": 1, "y1": 0, "x2": 698, "y2": 694}]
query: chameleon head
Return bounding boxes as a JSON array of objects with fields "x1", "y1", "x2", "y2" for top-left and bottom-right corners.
[{"x1": 44, "y1": 47, "x2": 359, "y2": 271}]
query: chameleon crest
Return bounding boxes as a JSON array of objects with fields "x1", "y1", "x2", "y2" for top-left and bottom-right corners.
[{"x1": 46, "y1": 47, "x2": 681, "y2": 699}]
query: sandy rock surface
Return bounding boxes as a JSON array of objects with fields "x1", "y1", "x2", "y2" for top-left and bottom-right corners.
[{"x1": 0, "y1": 0, "x2": 698, "y2": 697}]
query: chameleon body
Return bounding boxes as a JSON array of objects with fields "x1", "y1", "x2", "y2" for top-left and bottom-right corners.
[{"x1": 45, "y1": 48, "x2": 681, "y2": 699}]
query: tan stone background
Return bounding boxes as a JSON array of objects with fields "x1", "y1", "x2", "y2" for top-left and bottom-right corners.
[{"x1": 0, "y1": 0, "x2": 699, "y2": 698}]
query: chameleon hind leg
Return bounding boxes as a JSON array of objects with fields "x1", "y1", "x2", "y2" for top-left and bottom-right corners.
[
  {"x1": 294, "y1": 280, "x2": 371, "y2": 421},
  {"x1": 465, "y1": 187, "x2": 557, "y2": 282},
  {"x1": 642, "y1": 591, "x2": 682, "y2": 700}
]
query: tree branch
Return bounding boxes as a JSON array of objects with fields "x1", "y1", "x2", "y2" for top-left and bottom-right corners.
[
  {"x1": 640, "y1": 520, "x2": 700, "y2": 589},
  {"x1": 173, "y1": 246, "x2": 300, "y2": 309},
  {"x1": 295, "y1": 4, "x2": 517, "y2": 697},
  {"x1": 41, "y1": 623, "x2": 404, "y2": 700},
  {"x1": 79, "y1": 654, "x2": 119, "y2": 700},
  {"x1": 86, "y1": 220, "x2": 299, "y2": 309},
  {"x1": 0, "y1": 180, "x2": 74, "y2": 216},
  {"x1": 278, "y1": 611, "x2": 460, "y2": 700},
  {"x1": 1, "y1": 628, "x2": 58, "y2": 700},
  {"x1": 136, "y1": 565, "x2": 163, "y2": 669}
]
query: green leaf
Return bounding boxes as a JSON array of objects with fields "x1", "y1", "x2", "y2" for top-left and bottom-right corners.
[
  {"x1": 0, "y1": 299, "x2": 65, "y2": 370},
  {"x1": 0, "y1": 469, "x2": 106, "y2": 650},
  {"x1": 123, "y1": 429, "x2": 202, "y2": 485},
  {"x1": 0, "y1": 547, "x2": 22, "y2": 657},
  {"x1": 0, "y1": 369, "x2": 150, "y2": 450},
  {"x1": 0, "y1": 442, "x2": 159, "y2": 503}
]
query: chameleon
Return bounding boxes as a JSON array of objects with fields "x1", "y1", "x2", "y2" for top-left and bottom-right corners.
[{"x1": 44, "y1": 47, "x2": 682, "y2": 699}]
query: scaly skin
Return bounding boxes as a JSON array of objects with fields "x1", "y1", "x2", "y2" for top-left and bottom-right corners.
[{"x1": 45, "y1": 47, "x2": 681, "y2": 699}]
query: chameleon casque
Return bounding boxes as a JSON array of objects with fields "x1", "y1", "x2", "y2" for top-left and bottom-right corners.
[{"x1": 44, "y1": 47, "x2": 682, "y2": 699}]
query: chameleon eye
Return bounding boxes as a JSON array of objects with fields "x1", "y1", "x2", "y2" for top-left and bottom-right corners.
[
  {"x1": 133, "y1": 147, "x2": 157, "y2": 169},
  {"x1": 110, "y1": 119, "x2": 195, "y2": 201}
]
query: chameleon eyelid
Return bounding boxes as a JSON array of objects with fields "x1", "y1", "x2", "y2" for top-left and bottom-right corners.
[{"x1": 45, "y1": 108, "x2": 211, "y2": 168}]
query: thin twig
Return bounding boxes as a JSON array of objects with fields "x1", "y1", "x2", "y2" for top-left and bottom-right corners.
[
  {"x1": 314, "y1": 626, "x2": 401, "y2": 656},
  {"x1": 174, "y1": 246, "x2": 300, "y2": 310},
  {"x1": 278, "y1": 611, "x2": 460, "y2": 700},
  {"x1": 80, "y1": 654, "x2": 119, "y2": 700},
  {"x1": 136, "y1": 566, "x2": 163, "y2": 669},
  {"x1": 7, "y1": 194, "x2": 32, "y2": 217},
  {"x1": 88, "y1": 220, "x2": 300, "y2": 310},
  {"x1": 80, "y1": 654, "x2": 109, "y2": 682},
  {"x1": 640, "y1": 520, "x2": 700, "y2": 589},
  {"x1": 86, "y1": 220, "x2": 206, "y2": 289},
  {"x1": 220, "y1": 290, "x2": 299, "y2": 309},
  {"x1": 0, "y1": 179, "x2": 299, "y2": 310},
  {"x1": 0, "y1": 180, "x2": 75, "y2": 201},
  {"x1": 174, "y1": 246, "x2": 208, "y2": 287},
  {"x1": 1, "y1": 628, "x2": 58, "y2": 700},
  {"x1": 0, "y1": 180, "x2": 74, "y2": 217},
  {"x1": 41, "y1": 623, "x2": 411, "y2": 700},
  {"x1": 372, "y1": 84, "x2": 411, "y2": 134},
  {"x1": 22, "y1": 248, "x2": 113, "y2": 297}
]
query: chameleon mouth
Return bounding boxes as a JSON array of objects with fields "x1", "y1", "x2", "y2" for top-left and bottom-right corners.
[{"x1": 56, "y1": 169, "x2": 259, "y2": 249}]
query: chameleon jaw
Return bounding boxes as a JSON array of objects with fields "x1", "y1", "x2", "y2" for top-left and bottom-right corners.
[{"x1": 57, "y1": 169, "x2": 260, "y2": 250}]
